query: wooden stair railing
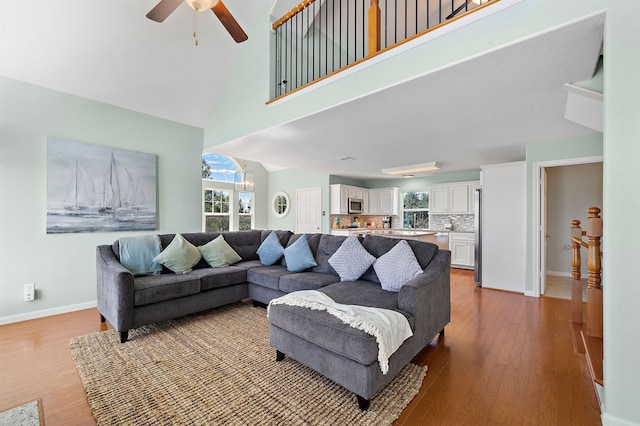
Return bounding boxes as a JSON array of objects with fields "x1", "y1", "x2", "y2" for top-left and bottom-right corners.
[{"x1": 570, "y1": 207, "x2": 603, "y2": 390}]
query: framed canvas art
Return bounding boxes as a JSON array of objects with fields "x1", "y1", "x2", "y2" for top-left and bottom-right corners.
[{"x1": 47, "y1": 137, "x2": 157, "y2": 234}]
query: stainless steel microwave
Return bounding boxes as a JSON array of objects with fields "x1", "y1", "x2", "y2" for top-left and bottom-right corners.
[{"x1": 348, "y1": 198, "x2": 364, "y2": 214}]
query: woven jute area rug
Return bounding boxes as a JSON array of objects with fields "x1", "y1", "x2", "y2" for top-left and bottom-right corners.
[{"x1": 70, "y1": 302, "x2": 426, "y2": 425}]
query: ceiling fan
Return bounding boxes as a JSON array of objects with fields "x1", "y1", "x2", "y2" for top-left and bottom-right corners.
[{"x1": 146, "y1": 0, "x2": 248, "y2": 43}]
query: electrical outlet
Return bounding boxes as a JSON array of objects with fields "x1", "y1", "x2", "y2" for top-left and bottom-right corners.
[
  {"x1": 560, "y1": 244, "x2": 572, "y2": 251},
  {"x1": 24, "y1": 283, "x2": 35, "y2": 301}
]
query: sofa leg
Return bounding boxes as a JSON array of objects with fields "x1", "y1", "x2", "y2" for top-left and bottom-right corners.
[
  {"x1": 100, "y1": 314, "x2": 106, "y2": 323},
  {"x1": 440, "y1": 328, "x2": 445, "y2": 337},
  {"x1": 120, "y1": 331, "x2": 129, "y2": 343},
  {"x1": 276, "y1": 350, "x2": 285, "y2": 362},
  {"x1": 253, "y1": 300, "x2": 267, "y2": 309},
  {"x1": 357, "y1": 395, "x2": 370, "y2": 411}
]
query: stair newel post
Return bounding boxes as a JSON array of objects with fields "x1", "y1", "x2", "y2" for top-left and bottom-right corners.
[
  {"x1": 571, "y1": 219, "x2": 583, "y2": 324},
  {"x1": 586, "y1": 207, "x2": 603, "y2": 339},
  {"x1": 368, "y1": 0, "x2": 381, "y2": 55}
]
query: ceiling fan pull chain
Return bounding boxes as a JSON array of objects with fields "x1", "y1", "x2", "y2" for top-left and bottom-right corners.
[{"x1": 193, "y1": 9, "x2": 199, "y2": 46}]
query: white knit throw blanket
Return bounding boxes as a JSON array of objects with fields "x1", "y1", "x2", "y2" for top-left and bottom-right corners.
[{"x1": 267, "y1": 290, "x2": 413, "y2": 374}]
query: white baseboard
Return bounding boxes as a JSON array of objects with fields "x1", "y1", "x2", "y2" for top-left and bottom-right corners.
[
  {"x1": 602, "y1": 412, "x2": 640, "y2": 426},
  {"x1": 546, "y1": 270, "x2": 588, "y2": 279},
  {"x1": 0, "y1": 300, "x2": 97, "y2": 325}
]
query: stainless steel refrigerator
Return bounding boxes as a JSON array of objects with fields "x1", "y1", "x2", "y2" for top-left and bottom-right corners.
[{"x1": 474, "y1": 188, "x2": 482, "y2": 286}]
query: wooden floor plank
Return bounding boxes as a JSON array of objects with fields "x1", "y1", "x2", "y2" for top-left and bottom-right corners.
[{"x1": 0, "y1": 269, "x2": 601, "y2": 426}]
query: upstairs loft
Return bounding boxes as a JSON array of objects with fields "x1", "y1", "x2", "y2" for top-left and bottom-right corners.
[{"x1": 269, "y1": 0, "x2": 500, "y2": 101}]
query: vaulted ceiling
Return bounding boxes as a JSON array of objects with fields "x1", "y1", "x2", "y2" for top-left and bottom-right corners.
[{"x1": 0, "y1": 1, "x2": 604, "y2": 179}]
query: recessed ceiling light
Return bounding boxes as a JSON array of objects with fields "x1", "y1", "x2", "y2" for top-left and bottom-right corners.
[{"x1": 381, "y1": 161, "x2": 440, "y2": 175}]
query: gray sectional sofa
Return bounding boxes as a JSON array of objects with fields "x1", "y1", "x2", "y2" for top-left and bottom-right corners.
[{"x1": 96, "y1": 229, "x2": 451, "y2": 409}]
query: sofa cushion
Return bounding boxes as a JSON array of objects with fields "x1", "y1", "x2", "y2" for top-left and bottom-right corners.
[
  {"x1": 133, "y1": 274, "x2": 201, "y2": 306},
  {"x1": 278, "y1": 272, "x2": 339, "y2": 293},
  {"x1": 311, "y1": 234, "x2": 347, "y2": 275},
  {"x1": 190, "y1": 266, "x2": 248, "y2": 291},
  {"x1": 217, "y1": 230, "x2": 262, "y2": 261},
  {"x1": 198, "y1": 235, "x2": 242, "y2": 268},
  {"x1": 257, "y1": 231, "x2": 285, "y2": 265},
  {"x1": 234, "y1": 259, "x2": 264, "y2": 269},
  {"x1": 374, "y1": 239, "x2": 424, "y2": 292},
  {"x1": 319, "y1": 281, "x2": 413, "y2": 329},
  {"x1": 269, "y1": 303, "x2": 380, "y2": 366},
  {"x1": 283, "y1": 234, "x2": 318, "y2": 272},
  {"x1": 247, "y1": 265, "x2": 295, "y2": 291},
  {"x1": 153, "y1": 233, "x2": 202, "y2": 274},
  {"x1": 328, "y1": 235, "x2": 376, "y2": 281},
  {"x1": 361, "y1": 235, "x2": 438, "y2": 283}
]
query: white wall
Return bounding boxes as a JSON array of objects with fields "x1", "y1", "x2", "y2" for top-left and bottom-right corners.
[
  {"x1": 0, "y1": 77, "x2": 204, "y2": 323},
  {"x1": 546, "y1": 163, "x2": 603, "y2": 276},
  {"x1": 480, "y1": 162, "x2": 526, "y2": 293}
]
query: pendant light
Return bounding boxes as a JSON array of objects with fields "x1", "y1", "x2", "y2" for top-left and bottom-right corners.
[{"x1": 234, "y1": 160, "x2": 255, "y2": 192}]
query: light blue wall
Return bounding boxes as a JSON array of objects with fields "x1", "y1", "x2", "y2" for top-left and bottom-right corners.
[
  {"x1": 0, "y1": 76, "x2": 203, "y2": 322},
  {"x1": 267, "y1": 168, "x2": 330, "y2": 232}
]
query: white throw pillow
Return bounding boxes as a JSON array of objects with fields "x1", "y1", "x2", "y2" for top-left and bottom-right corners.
[
  {"x1": 328, "y1": 235, "x2": 376, "y2": 281},
  {"x1": 374, "y1": 239, "x2": 423, "y2": 292}
]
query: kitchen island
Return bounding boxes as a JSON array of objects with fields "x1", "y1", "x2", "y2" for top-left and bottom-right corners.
[{"x1": 330, "y1": 228, "x2": 450, "y2": 250}]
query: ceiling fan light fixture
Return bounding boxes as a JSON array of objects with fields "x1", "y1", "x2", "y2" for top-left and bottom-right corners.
[
  {"x1": 185, "y1": 0, "x2": 219, "y2": 12},
  {"x1": 381, "y1": 161, "x2": 440, "y2": 176}
]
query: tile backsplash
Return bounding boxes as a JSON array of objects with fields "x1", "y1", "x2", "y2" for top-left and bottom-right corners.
[
  {"x1": 330, "y1": 215, "x2": 390, "y2": 228},
  {"x1": 429, "y1": 214, "x2": 475, "y2": 232},
  {"x1": 330, "y1": 213, "x2": 475, "y2": 232}
]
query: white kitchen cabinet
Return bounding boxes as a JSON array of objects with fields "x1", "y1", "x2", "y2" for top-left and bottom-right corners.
[
  {"x1": 368, "y1": 187, "x2": 399, "y2": 215},
  {"x1": 429, "y1": 182, "x2": 479, "y2": 214},
  {"x1": 449, "y1": 232, "x2": 475, "y2": 268},
  {"x1": 330, "y1": 184, "x2": 369, "y2": 214}
]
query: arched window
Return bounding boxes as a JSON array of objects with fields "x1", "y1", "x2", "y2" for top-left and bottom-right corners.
[
  {"x1": 201, "y1": 153, "x2": 254, "y2": 231},
  {"x1": 202, "y1": 153, "x2": 240, "y2": 182}
]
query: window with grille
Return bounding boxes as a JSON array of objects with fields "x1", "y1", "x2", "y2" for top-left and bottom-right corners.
[{"x1": 402, "y1": 190, "x2": 429, "y2": 229}]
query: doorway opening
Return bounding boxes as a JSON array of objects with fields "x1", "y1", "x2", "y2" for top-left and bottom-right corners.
[{"x1": 533, "y1": 156, "x2": 603, "y2": 298}]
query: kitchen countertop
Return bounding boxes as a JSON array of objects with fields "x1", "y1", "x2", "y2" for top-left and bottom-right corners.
[{"x1": 333, "y1": 228, "x2": 474, "y2": 235}]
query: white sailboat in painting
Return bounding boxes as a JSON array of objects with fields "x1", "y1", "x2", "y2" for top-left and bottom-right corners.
[
  {"x1": 63, "y1": 161, "x2": 97, "y2": 215},
  {"x1": 100, "y1": 152, "x2": 154, "y2": 223}
]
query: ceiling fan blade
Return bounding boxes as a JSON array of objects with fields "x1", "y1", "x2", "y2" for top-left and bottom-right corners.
[
  {"x1": 146, "y1": 0, "x2": 184, "y2": 23},
  {"x1": 211, "y1": 1, "x2": 248, "y2": 43}
]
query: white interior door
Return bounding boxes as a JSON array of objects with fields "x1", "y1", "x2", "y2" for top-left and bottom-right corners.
[
  {"x1": 540, "y1": 168, "x2": 548, "y2": 294},
  {"x1": 296, "y1": 187, "x2": 322, "y2": 233}
]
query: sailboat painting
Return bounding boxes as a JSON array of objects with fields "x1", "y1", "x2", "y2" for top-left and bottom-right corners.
[{"x1": 47, "y1": 137, "x2": 157, "y2": 234}]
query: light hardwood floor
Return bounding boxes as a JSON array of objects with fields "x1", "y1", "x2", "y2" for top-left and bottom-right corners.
[
  {"x1": 0, "y1": 270, "x2": 601, "y2": 425},
  {"x1": 544, "y1": 274, "x2": 588, "y2": 301}
]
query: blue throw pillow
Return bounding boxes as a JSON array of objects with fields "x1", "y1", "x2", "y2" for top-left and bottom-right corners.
[
  {"x1": 257, "y1": 231, "x2": 285, "y2": 265},
  {"x1": 283, "y1": 234, "x2": 318, "y2": 272},
  {"x1": 119, "y1": 234, "x2": 163, "y2": 276}
]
